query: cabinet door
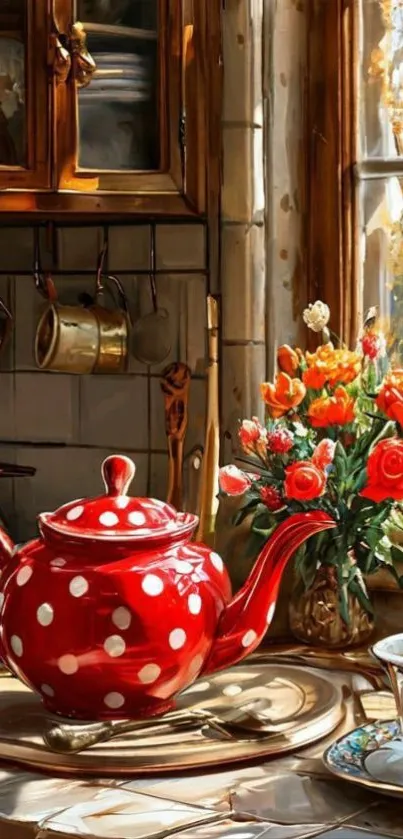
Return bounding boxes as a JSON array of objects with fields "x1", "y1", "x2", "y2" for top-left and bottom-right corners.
[
  {"x1": 55, "y1": 0, "x2": 207, "y2": 214},
  {"x1": 0, "y1": 0, "x2": 49, "y2": 191}
]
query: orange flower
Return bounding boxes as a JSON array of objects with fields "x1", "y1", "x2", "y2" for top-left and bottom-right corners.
[
  {"x1": 308, "y1": 386, "x2": 355, "y2": 427},
  {"x1": 260, "y1": 373, "x2": 306, "y2": 419},
  {"x1": 277, "y1": 345, "x2": 301, "y2": 377},
  {"x1": 377, "y1": 370, "x2": 403, "y2": 426},
  {"x1": 303, "y1": 342, "x2": 361, "y2": 389}
]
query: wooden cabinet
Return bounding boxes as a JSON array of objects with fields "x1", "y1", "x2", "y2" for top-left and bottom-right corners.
[{"x1": 0, "y1": 0, "x2": 220, "y2": 217}]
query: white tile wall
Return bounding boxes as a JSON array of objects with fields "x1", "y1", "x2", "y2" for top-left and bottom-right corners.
[{"x1": 0, "y1": 223, "x2": 208, "y2": 542}]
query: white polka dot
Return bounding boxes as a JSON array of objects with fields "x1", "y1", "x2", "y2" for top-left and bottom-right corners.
[
  {"x1": 242, "y1": 630, "x2": 257, "y2": 648},
  {"x1": 104, "y1": 691, "x2": 125, "y2": 709},
  {"x1": 99, "y1": 511, "x2": 119, "y2": 528},
  {"x1": 128, "y1": 511, "x2": 146, "y2": 526},
  {"x1": 174, "y1": 560, "x2": 193, "y2": 574},
  {"x1": 169, "y1": 628, "x2": 186, "y2": 650},
  {"x1": 223, "y1": 684, "x2": 242, "y2": 697},
  {"x1": 210, "y1": 552, "x2": 224, "y2": 572},
  {"x1": 69, "y1": 576, "x2": 89, "y2": 598},
  {"x1": 0, "y1": 593, "x2": 4, "y2": 611},
  {"x1": 189, "y1": 654, "x2": 204, "y2": 675},
  {"x1": 267, "y1": 603, "x2": 276, "y2": 625},
  {"x1": 112, "y1": 607, "x2": 131, "y2": 630},
  {"x1": 142, "y1": 574, "x2": 164, "y2": 596},
  {"x1": 16, "y1": 566, "x2": 33, "y2": 587},
  {"x1": 188, "y1": 594, "x2": 202, "y2": 615},
  {"x1": 66, "y1": 505, "x2": 84, "y2": 522},
  {"x1": 37, "y1": 603, "x2": 54, "y2": 627},
  {"x1": 10, "y1": 635, "x2": 23, "y2": 657},
  {"x1": 58, "y1": 654, "x2": 78, "y2": 675},
  {"x1": 116, "y1": 496, "x2": 130, "y2": 510},
  {"x1": 42, "y1": 684, "x2": 55, "y2": 697},
  {"x1": 138, "y1": 663, "x2": 161, "y2": 684},
  {"x1": 104, "y1": 635, "x2": 126, "y2": 658},
  {"x1": 51, "y1": 558, "x2": 66, "y2": 568}
]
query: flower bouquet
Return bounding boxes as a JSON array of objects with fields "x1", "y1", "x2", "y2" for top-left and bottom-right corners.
[{"x1": 219, "y1": 302, "x2": 403, "y2": 648}]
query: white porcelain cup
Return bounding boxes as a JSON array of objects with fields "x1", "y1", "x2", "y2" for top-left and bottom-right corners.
[{"x1": 372, "y1": 634, "x2": 403, "y2": 732}]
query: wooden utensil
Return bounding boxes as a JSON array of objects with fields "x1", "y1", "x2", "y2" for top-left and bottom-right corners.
[
  {"x1": 160, "y1": 362, "x2": 191, "y2": 509},
  {"x1": 195, "y1": 296, "x2": 220, "y2": 545}
]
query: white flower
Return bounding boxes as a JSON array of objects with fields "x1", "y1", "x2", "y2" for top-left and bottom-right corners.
[
  {"x1": 293, "y1": 421, "x2": 308, "y2": 438},
  {"x1": 303, "y1": 301, "x2": 330, "y2": 333}
]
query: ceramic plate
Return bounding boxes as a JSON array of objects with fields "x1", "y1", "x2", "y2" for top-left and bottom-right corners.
[
  {"x1": 324, "y1": 720, "x2": 403, "y2": 798},
  {"x1": 0, "y1": 664, "x2": 343, "y2": 776}
]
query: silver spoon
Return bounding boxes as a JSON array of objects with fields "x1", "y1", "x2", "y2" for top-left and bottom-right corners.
[{"x1": 43, "y1": 701, "x2": 294, "y2": 754}]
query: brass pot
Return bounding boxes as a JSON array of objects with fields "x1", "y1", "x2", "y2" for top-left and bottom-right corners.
[{"x1": 289, "y1": 565, "x2": 374, "y2": 649}]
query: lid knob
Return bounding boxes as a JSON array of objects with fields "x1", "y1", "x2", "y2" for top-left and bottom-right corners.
[{"x1": 102, "y1": 455, "x2": 136, "y2": 497}]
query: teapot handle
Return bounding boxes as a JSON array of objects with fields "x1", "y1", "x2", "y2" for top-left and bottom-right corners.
[{"x1": 102, "y1": 456, "x2": 136, "y2": 497}]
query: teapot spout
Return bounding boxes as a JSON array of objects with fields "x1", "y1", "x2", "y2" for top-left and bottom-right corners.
[
  {"x1": 0, "y1": 527, "x2": 14, "y2": 573},
  {"x1": 203, "y1": 511, "x2": 335, "y2": 675}
]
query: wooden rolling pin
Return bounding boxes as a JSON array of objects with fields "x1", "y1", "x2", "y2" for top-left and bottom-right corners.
[
  {"x1": 195, "y1": 296, "x2": 220, "y2": 545},
  {"x1": 160, "y1": 362, "x2": 191, "y2": 510}
]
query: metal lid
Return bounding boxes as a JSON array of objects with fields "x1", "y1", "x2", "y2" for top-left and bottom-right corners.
[{"x1": 40, "y1": 455, "x2": 197, "y2": 543}]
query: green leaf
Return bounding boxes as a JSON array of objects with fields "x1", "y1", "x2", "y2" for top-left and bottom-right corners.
[{"x1": 349, "y1": 579, "x2": 374, "y2": 616}]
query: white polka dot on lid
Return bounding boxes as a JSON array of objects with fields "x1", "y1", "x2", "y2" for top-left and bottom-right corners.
[
  {"x1": 50, "y1": 558, "x2": 66, "y2": 568},
  {"x1": 188, "y1": 594, "x2": 202, "y2": 615},
  {"x1": 58, "y1": 654, "x2": 78, "y2": 675},
  {"x1": 16, "y1": 565, "x2": 33, "y2": 587},
  {"x1": 69, "y1": 576, "x2": 89, "y2": 598},
  {"x1": 37, "y1": 603, "x2": 54, "y2": 627},
  {"x1": 112, "y1": 606, "x2": 131, "y2": 630},
  {"x1": 128, "y1": 511, "x2": 146, "y2": 526},
  {"x1": 10, "y1": 635, "x2": 23, "y2": 657},
  {"x1": 41, "y1": 684, "x2": 55, "y2": 697},
  {"x1": 116, "y1": 496, "x2": 130, "y2": 510},
  {"x1": 104, "y1": 635, "x2": 126, "y2": 658},
  {"x1": 266, "y1": 603, "x2": 276, "y2": 625},
  {"x1": 169, "y1": 628, "x2": 186, "y2": 650},
  {"x1": 138, "y1": 663, "x2": 161, "y2": 684},
  {"x1": 99, "y1": 511, "x2": 119, "y2": 528},
  {"x1": 173, "y1": 560, "x2": 193, "y2": 574},
  {"x1": 104, "y1": 691, "x2": 125, "y2": 709},
  {"x1": 210, "y1": 552, "x2": 224, "y2": 573},
  {"x1": 142, "y1": 574, "x2": 164, "y2": 596},
  {"x1": 66, "y1": 505, "x2": 84, "y2": 522},
  {"x1": 182, "y1": 547, "x2": 198, "y2": 558},
  {"x1": 242, "y1": 629, "x2": 257, "y2": 648}
]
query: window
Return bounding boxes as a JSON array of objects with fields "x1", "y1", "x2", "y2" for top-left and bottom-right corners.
[{"x1": 306, "y1": 0, "x2": 403, "y2": 350}]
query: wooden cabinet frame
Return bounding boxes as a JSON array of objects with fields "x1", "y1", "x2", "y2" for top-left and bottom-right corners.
[
  {"x1": 305, "y1": 0, "x2": 358, "y2": 347},
  {"x1": 0, "y1": 0, "x2": 220, "y2": 218},
  {"x1": 0, "y1": 0, "x2": 50, "y2": 191}
]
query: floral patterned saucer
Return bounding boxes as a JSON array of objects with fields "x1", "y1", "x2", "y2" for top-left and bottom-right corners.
[{"x1": 324, "y1": 720, "x2": 403, "y2": 798}]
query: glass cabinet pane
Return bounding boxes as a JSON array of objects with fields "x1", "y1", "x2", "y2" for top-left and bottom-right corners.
[
  {"x1": 359, "y1": 176, "x2": 403, "y2": 357},
  {"x1": 359, "y1": 0, "x2": 403, "y2": 158},
  {"x1": 0, "y1": 0, "x2": 26, "y2": 167},
  {"x1": 76, "y1": 1, "x2": 159, "y2": 171}
]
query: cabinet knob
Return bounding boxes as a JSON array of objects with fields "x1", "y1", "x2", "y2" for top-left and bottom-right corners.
[{"x1": 70, "y1": 22, "x2": 97, "y2": 89}]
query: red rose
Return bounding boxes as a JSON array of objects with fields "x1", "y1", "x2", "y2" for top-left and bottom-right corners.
[
  {"x1": 219, "y1": 465, "x2": 251, "y2": 496},
  {"x1": 284, "y1": 461, "x2": 326, "y2": 501},
  {"x1": 238, "y1": 418, "x2": 267, "y2": 455},
  {"x1": 361, "y1": 438, "x2": 403, "y2": 502}
]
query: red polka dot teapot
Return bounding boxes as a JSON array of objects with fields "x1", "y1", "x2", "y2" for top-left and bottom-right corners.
[{"x1": 0, "y1": 455, "x2": 335, "y2": 720}]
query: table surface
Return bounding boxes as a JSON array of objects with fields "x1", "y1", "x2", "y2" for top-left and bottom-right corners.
[{"x1": 1, "y1": 662, "x2": 402, "y2": 839}]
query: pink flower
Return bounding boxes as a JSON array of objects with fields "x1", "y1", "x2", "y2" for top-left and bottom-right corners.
[
  {"x1": 312, "y1": 439, "x2": 336, "y2": 470},
  {"x1": 260, "y1": 485, "x2": 283, "y2": 511},
  {"x1": 267, "y1": 427, "x2": 294, "y2": 455},
  {"x1": 219, "y1": 465, "x2": 251, "y2": 496},
  {"x1": 238, "y1": 418, "x2": 267, "y2": 454},
  {"x1": 360, "y1": 330, "x2": 386, "y2": 361}
]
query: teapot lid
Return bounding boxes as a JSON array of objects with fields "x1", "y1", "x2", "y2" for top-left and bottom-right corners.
[{"x1": 40, "y1": 455, "x2": 197, "y2": 543}]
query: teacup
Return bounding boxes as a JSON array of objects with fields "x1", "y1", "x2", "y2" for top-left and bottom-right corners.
[{"x1": 372, "y1": 634, "x2": 403, "y2": 732}]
